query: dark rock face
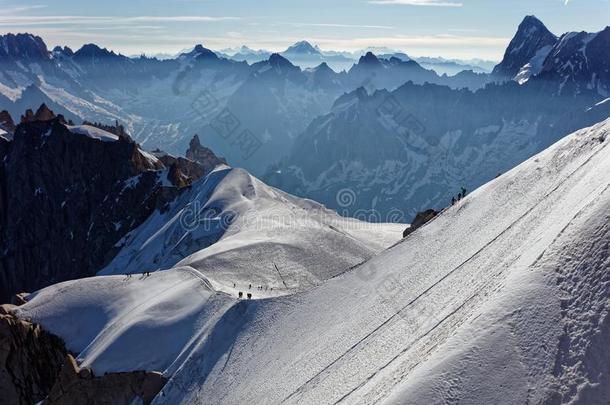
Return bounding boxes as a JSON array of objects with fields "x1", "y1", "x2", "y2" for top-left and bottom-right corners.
[
  {"x1": 45, "y1": 354, "x2": 167, "y2": 405},
  {"x1": 0, "y1": 110, "x2": 15, "y2": 134},
  {"x1": 492, "y1": 15, "x2": 557, "y2": 79},
  {"x1": 537, "y1": 27, "x2": 610, "y2": 96},
  {"x1": 185, "y1": 134, "x2": 227, "y2": 174},
  {"x1": 167, "y1": 157, "x2": 205, "y2": 188},
  {"x1": 0, "y1": 308, "x2": 67, "y2": 405},
  {"x1": 0, "y1": 307, "x2": 167, "y2": 404},
  {"x1": 0, "y1": 113, "x2": 174, "y2": 301},
  {"x1": 20, "y1": 103, "x2": 56, "y2": 123},
  {"x1": 0, "y1": 33, "x2": 49, "y2": 63},
  {"x1": 403, "y1": 209, "x2": 438, "y2": 238}
]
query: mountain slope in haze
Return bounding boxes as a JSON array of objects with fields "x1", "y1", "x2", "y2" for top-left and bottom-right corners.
[
  {"x1": 0, "y1": 34, "x2": 491, "y2": 176},
  {"x1": 537, "y1": 26, "x2": 610, "y2": 96},
  {"x1": 263, "y1": 16, "x2": 609, "y2": 218},
  {"x1": 267, "y1": 77, "x2": 609, "y2": 219},
  {"x1": 15, "y1": 117, "x2": 610, "y2": 404},
  {"x1": 494, "y1": 15, "x2": 610, "y2": 97}
]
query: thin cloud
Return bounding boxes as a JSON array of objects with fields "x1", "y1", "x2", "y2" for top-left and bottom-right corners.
[
  {"x1": 288, "y1": 22, "x2": 395, "y2": 30},
  {"x1": 369, "y1": 0, "x2": 463, "y2": 6},
  {"x1": 4, "y1": 5, "x2": 47, "y2": 14},
  {"x1": 0, "y1": 15, "x2": 239, "y2": 26}
]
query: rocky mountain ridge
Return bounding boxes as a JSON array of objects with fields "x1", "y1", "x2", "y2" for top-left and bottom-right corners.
[{"x1": 0, "y1": 107, "x2": 224, "y2": 301}]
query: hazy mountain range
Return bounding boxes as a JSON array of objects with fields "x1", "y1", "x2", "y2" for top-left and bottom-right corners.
[
  {"x1": 1, "y1": 13, "x2": 610, "y2": 404},
  {"x1": 0, "y1": 15, "x2": 608, "y2": 219}
]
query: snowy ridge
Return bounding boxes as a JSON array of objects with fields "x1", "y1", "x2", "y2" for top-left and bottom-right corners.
[
  {"x1": 16, "y1": 268, "x2": 234, "y2": 375},
  {"x1": 101, "y1": 166, "x2": 403, "y2": 295},
  {"x1": 14, "y1": 118, "x2": 610, "y2": 404}
]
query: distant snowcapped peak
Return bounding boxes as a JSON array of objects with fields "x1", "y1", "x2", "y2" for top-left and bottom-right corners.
[{"x1": 284, "y1": 41, "x2": 321, "y2": 55}]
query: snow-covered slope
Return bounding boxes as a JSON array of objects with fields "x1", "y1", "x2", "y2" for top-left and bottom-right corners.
[
  {"x1": 100, "y1": 166, "x2": 404, "y2": 296},
  {"x1": 15, "y1": 118, "x2": 610, "y2": 404},
  {"x1": 149, "y1": 118, "x2": 610, "y2": 405}
]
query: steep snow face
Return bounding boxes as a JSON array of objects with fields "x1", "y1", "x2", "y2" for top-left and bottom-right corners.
[
  {"x1": 100, "y1": 166, "x2": 404, "y2": 296},
  {"x1": 154, "y1": 118, "x2": 610, "y2": 404},
  {"x1": 514, "y1": 44, "x2": 553, "y2": 84}
]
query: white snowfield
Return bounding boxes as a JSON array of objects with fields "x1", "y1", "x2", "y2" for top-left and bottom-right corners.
[
  {"x1": 16, "y1": 118, "x2": 610, "y2": 404},
  {"x1": 100, "y1": 166, "x2": 404, "y2": 296},
  {"x1": 67, "y1": 124, "x2": 119, "y2": 142}
]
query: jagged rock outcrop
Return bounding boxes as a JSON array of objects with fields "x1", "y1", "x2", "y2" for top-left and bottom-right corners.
[
  {"x1": 0, "y1": 110, "x2": 15, "y2": 135},
  {"x1": 0, "y1": 307, "x2": 167, "y2": 404},
  {"x1": 185, "y1": 134, "x2": 227, "y2": 174},
  {"x1": 167, "y1": 157, "x2": 205, "y2": 188},
  {"x1": 0, "y1": 109, "x2": 178, "y2": 301},
  {"x1": 45, "y1": 354, "x2": 167, "y2": 405},
  {"x1": 20, "y1": 104, "x2": 56, "y2": 124},
  {"x1": 537, "y1": 26, "x2": 610, "y2": 96},
  {"x1": 0, "y1": 33, "x2": 49, "y2": 63},
  {"x1": 151, "y1": 149, "x2": 206, "y2": 188},
  {"x1": 0, "y1": 307, "x2": 67, "y2": 405},
  {"x1": 35, "y1": 103, "x2": 56, "y2": 122},
  {"x1": 403, "y1": 209, "x2": 438, "y2": 238}
]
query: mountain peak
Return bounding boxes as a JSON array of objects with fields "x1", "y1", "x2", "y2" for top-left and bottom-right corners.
[
  {"x1": 0, "y1": 33, "x2": 49, "y2": 61},
  {"x1": 268, "y1": 53, "x2": 294, "y2": 68},
  {"x1": 52, "y1": 45, "x2": 74, "y2": 57},
  {"x1": 284, "y1": 41, "x2": 321, "y2": 55},
  {"x1": 20, "y1": 104, "x2": 56, "y2": 124},
  {"x1": 73, "y1": 44, "x2": 120, "y2": 60},
  {"x1": 183, "y1": 44, "x2": 218, "y2": 60},
  {"x1": 186, "y1": 134, "x2": 227, "y2": 174},
  {"x1": 0, "y1": 110, "x2": 15, "y2": 134},
  {"x1": 521, "y1": 15, "x2": 545, "y2": 28},
  {"x1": 314, "y1": 62, "x2": 332, "y2": 71},
  {"x1": 492, "y1": 15, "x2": 557, "y2": 78},
  {"x1": 358, "y1": 51, "x2": 382, "y2": 67}
]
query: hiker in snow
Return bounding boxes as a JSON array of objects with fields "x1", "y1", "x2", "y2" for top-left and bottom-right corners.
[
  {"x1": 238, "y1": 291, "x2": 243, "y2": 298},
  {"x1": 233, "y1": 282, "x2": 236, "y2": 288},
  {"x1": 461, "y1": 187, "x2": 467, "y2": 197},
  {"x1": 247, "y1": 293, "x2": 252, "y2": 299}
]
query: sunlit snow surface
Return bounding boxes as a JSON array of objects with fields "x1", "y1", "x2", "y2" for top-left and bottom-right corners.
[
  {"x1": 67, "y1": 125, "x2": 119, "y2": 142},
  {"x1": 16, "y1": 118, "x2": 610, "y2": 404}
]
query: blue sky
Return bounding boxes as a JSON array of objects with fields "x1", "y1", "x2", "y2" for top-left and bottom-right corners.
[{"x1": 1, "y1": 0, "x2": 608, "y2": 60}]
